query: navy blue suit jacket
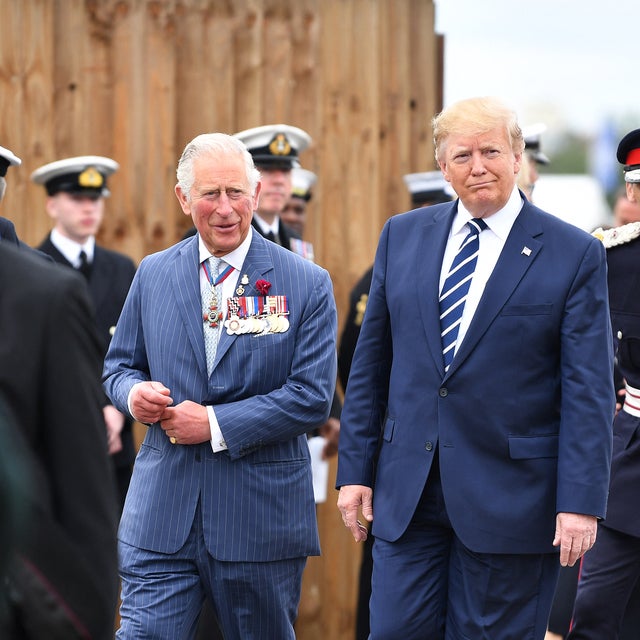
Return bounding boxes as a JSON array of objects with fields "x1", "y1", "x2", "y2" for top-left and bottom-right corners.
[
  {"x1": 337, "y1": 197, "x2": 614, "y2": 554},
  {"x1": 104, "y1": 231, "x2": 337, "y2": 560}
]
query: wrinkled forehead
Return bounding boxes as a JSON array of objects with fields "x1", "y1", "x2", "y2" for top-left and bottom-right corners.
[{"x1": 191, "y1": 154, "x2": 251, "y2": 187}]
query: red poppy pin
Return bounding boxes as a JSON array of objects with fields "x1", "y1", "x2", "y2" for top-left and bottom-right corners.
[{"x1": 256, "y1": 279, "x2": 272, "y2": 295}]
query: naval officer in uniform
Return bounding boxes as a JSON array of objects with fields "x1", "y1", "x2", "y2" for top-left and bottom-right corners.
[
  {"x1": 32, "y1": 155, "x2": 137, "y2": 508},
  {"x1": 234, "y1": 124, "x2": 311, "y2": 253}
]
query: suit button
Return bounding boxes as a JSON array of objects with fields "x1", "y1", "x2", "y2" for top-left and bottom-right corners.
[
  {"x1": 439, "y1": 387, "x2": 448, "y2": 397},
  {"x1": 425, "y1": 441, "x2": 433, "y2": 451}
]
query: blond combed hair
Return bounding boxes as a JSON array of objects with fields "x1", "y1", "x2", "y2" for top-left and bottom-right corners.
[{"x1": 432, "y1": 96, "x2": 524, "y2": 164}]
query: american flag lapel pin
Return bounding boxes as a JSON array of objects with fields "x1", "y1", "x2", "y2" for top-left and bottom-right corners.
[{"x1": 521, "y1": 246, "x2": 532, "y2": 256}]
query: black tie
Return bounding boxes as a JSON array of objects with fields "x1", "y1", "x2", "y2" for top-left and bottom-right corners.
[
  {"x1": 78, "y1": 250, "x2": 92, "y2": 279},
  {"x1": 264, "y1": 231, "x2": 276, "y2": 243}
]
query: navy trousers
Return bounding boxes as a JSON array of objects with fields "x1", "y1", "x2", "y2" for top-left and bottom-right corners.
[
  {"x1": 369, "y1": 458, "x2": 560, "y2": 640},
  {"x1": 568, "y1": 524, "x2": 640, "y2": 639}
]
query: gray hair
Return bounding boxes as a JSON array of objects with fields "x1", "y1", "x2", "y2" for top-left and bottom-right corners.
[
  {"x1": 176, "y1": 133, "x2": 261, "y2": 200},
  {"x1": 0, "y1": 176, "x2": 6, "y2": 201}
]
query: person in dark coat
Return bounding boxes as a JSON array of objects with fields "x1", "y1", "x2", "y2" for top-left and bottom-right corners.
[
  {"x1": 0, "y1": 240, "x2": 119, "y2": 640},
  {"x1": 567, "y1": 128, "x2": 640, "y2": 639},
  {"x1": 32, "y1": 155, "x2": 137, "y2": 508}
]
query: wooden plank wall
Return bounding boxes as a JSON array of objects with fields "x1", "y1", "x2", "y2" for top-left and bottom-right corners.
[{"x1": 0, "y1": 1, "x2": 442, "y2": 638}]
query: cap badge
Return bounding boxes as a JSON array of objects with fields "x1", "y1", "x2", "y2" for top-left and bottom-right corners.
[
  {"x1": 269, "y1": 134, "x2": 291, "y2": 157},
  {"x1": 78, "y1": 167, "x2": 104, "y2": 188}
]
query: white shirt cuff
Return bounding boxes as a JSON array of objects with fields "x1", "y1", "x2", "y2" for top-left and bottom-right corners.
[
  {"x1": 127, "y1": 381, "x2": 145, "y2": 422},
  {"x1": 207, "y1": 405, "x2": 227, "y2": 452}
]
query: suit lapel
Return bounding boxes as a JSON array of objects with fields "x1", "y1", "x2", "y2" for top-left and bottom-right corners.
[
  {"x1": 40, "y1": 235, "x2": 73, "y2": 268},
  {"x1": 171, "y1": 237, "x2": 208, "y2": 376},
  {"x1": 446, "y1": 203, "x2": 543, "y2": 376},
  {"x1": 417, "y1": 203, "x2": 458, "y2": 377}
]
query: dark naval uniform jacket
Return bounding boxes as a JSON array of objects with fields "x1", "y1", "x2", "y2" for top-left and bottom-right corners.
[
  {"x1": 251, "y1": 216, "x2": 300, "y2": 252},
  {"x1": 37, "y1": 234, "x2": 137, "y2": 493},
  {"x1": 600, "y1": 222, "x2": 640, "y2": 537}
]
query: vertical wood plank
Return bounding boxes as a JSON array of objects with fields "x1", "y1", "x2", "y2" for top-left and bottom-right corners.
[
  {"x1": 289, "y1": 0, "x2": 321, "y2": 259},
  {"x1": 378, "y1": 0, "x2": 412, "y2": 223},
  {"x1": 141, "y1": 1, "x2": 178, "y2": 254},
  {"x1": 0, "y1": 0, "x2": 56, "y2": 244},
  {"x1": 408, "y1": 0, "x2": 440, "y2": 172},
  {"x1": 233, "y1": 0, "x2": 264, "y2": 130},
  {"x1": 108, "y1": 0, "x2": 150, "y2": 261}
]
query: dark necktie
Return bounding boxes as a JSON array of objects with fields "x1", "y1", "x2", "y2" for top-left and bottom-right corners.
[
  {"x1": 439, "y1": 218, "x2": 487, "y2": 372},
  {"x1": 264, "y1": 230, "x2": 276, "y2": 243},
  {"x1": 78, "y1": 250, "x2": 92, "y2": 279}
]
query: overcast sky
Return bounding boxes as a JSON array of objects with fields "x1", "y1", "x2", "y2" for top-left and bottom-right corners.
[{"x1": 434, "y1": 0, "x2": 639, "y2": 140}]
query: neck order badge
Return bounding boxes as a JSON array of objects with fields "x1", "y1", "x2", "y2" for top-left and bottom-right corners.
[
  {"x1": 202, "y1": 257, "x2": 234, "y2": 374},
  {"x1": 202, "y1": 258, "x2": 234, "y2": 328}
]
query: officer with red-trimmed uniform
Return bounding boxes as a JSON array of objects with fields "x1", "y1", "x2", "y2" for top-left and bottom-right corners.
[{"x1": 568, "y1": 128, "x2": 640, "y2": 638}]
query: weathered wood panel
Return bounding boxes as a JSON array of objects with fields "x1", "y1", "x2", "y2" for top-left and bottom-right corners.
[{"x1": 0, "y1": 2, "x2": 441, "y2": 637}]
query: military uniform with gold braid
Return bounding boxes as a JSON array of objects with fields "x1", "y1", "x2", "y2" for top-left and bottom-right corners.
[{"x1": 568, "y1": 128, "x2": 640, "y2": 639}]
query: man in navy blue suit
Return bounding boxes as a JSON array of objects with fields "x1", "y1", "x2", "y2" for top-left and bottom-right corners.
[
  {"x1": 336, "y1": 96, "x2": 614, "y2": 639},
  {"x1": 104, "y1": 132, "x2": 337, "y2": 639}
]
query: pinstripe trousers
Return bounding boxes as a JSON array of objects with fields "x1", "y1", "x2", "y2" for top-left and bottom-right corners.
[{"x1": 116, "y1": 500, "x2": 307, "y2": 640}]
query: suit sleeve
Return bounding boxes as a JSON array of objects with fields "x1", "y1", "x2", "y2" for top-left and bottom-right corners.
[
  {"x1": 215, "y1": 268, "x2": 338, "y2": 459},
  {"x1": 336, "y1": 224, "x2": 393, "y2": 488},
  {"x1": 556, "y1": 237, "x2": 614, "y2": 518}
]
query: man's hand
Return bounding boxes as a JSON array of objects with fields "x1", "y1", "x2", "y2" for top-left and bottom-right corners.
[
  {"x1": 103, "y1": 404, "x2": 125, "y2": 454},
  {"x1": 159, "y1": 400, "x2": 211, "y2": 445},
  {"x1": 553, "y1": 512, "x2": 598, "y2": 567},
  {"x1": 337, "y1": 484, "x2": 373, "y2": 542},
  {"x1": 130, "y1": 381, "x2": 173, "y2": 424}
]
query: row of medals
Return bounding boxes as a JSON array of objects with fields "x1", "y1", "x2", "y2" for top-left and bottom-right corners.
[
  {"x1": 225, "y1": 313, "x2": 290, "y2": 335},
  {"x1": 204, "y1": 290, "x2": 289, "y2": 336}
]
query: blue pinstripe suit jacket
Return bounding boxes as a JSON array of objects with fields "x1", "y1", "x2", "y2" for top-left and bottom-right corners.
[{"x1": 103, "y1": 231, "x2": 337, "y2": 561}]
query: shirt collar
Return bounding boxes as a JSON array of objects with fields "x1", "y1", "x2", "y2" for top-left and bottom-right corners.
[
  {"x1": 51, "y1": 228, "x2": 95, "y2": 264},
  {"x1": 253, "y1": 213, "x2": 280, "y2": 236},
  {"x1": 453, "y1": 186, "x2": 524, "y2": 241},
  {"x1": 198, "y1": 226, "x2": 253, "y2": 272}
]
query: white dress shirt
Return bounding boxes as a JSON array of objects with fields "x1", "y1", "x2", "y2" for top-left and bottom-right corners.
[
  {"x1": 50, "y1": 227, "x2": 95, "y2": 267},
  {"x1": 199, "y1": 228, "x2": 253, "y2": 452},
  {"x1": 253, "y1": 212, "x2": 280, "y2": 238},
  {"x1": 439, "y1": 187, "x2": 523, "y2": 355}
]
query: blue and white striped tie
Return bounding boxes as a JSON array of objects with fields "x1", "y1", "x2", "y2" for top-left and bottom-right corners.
[
  {"x1": 203, "y1": 257, "x2": 222, "y2": 374},
  {"x1": 439, "y1": 218, "x2": 487, "y2": 372}
]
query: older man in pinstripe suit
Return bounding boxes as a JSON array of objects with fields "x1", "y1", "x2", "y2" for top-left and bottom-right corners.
[{"x1": 104, "y1": 133, "x2": 337, "y2": 639}]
